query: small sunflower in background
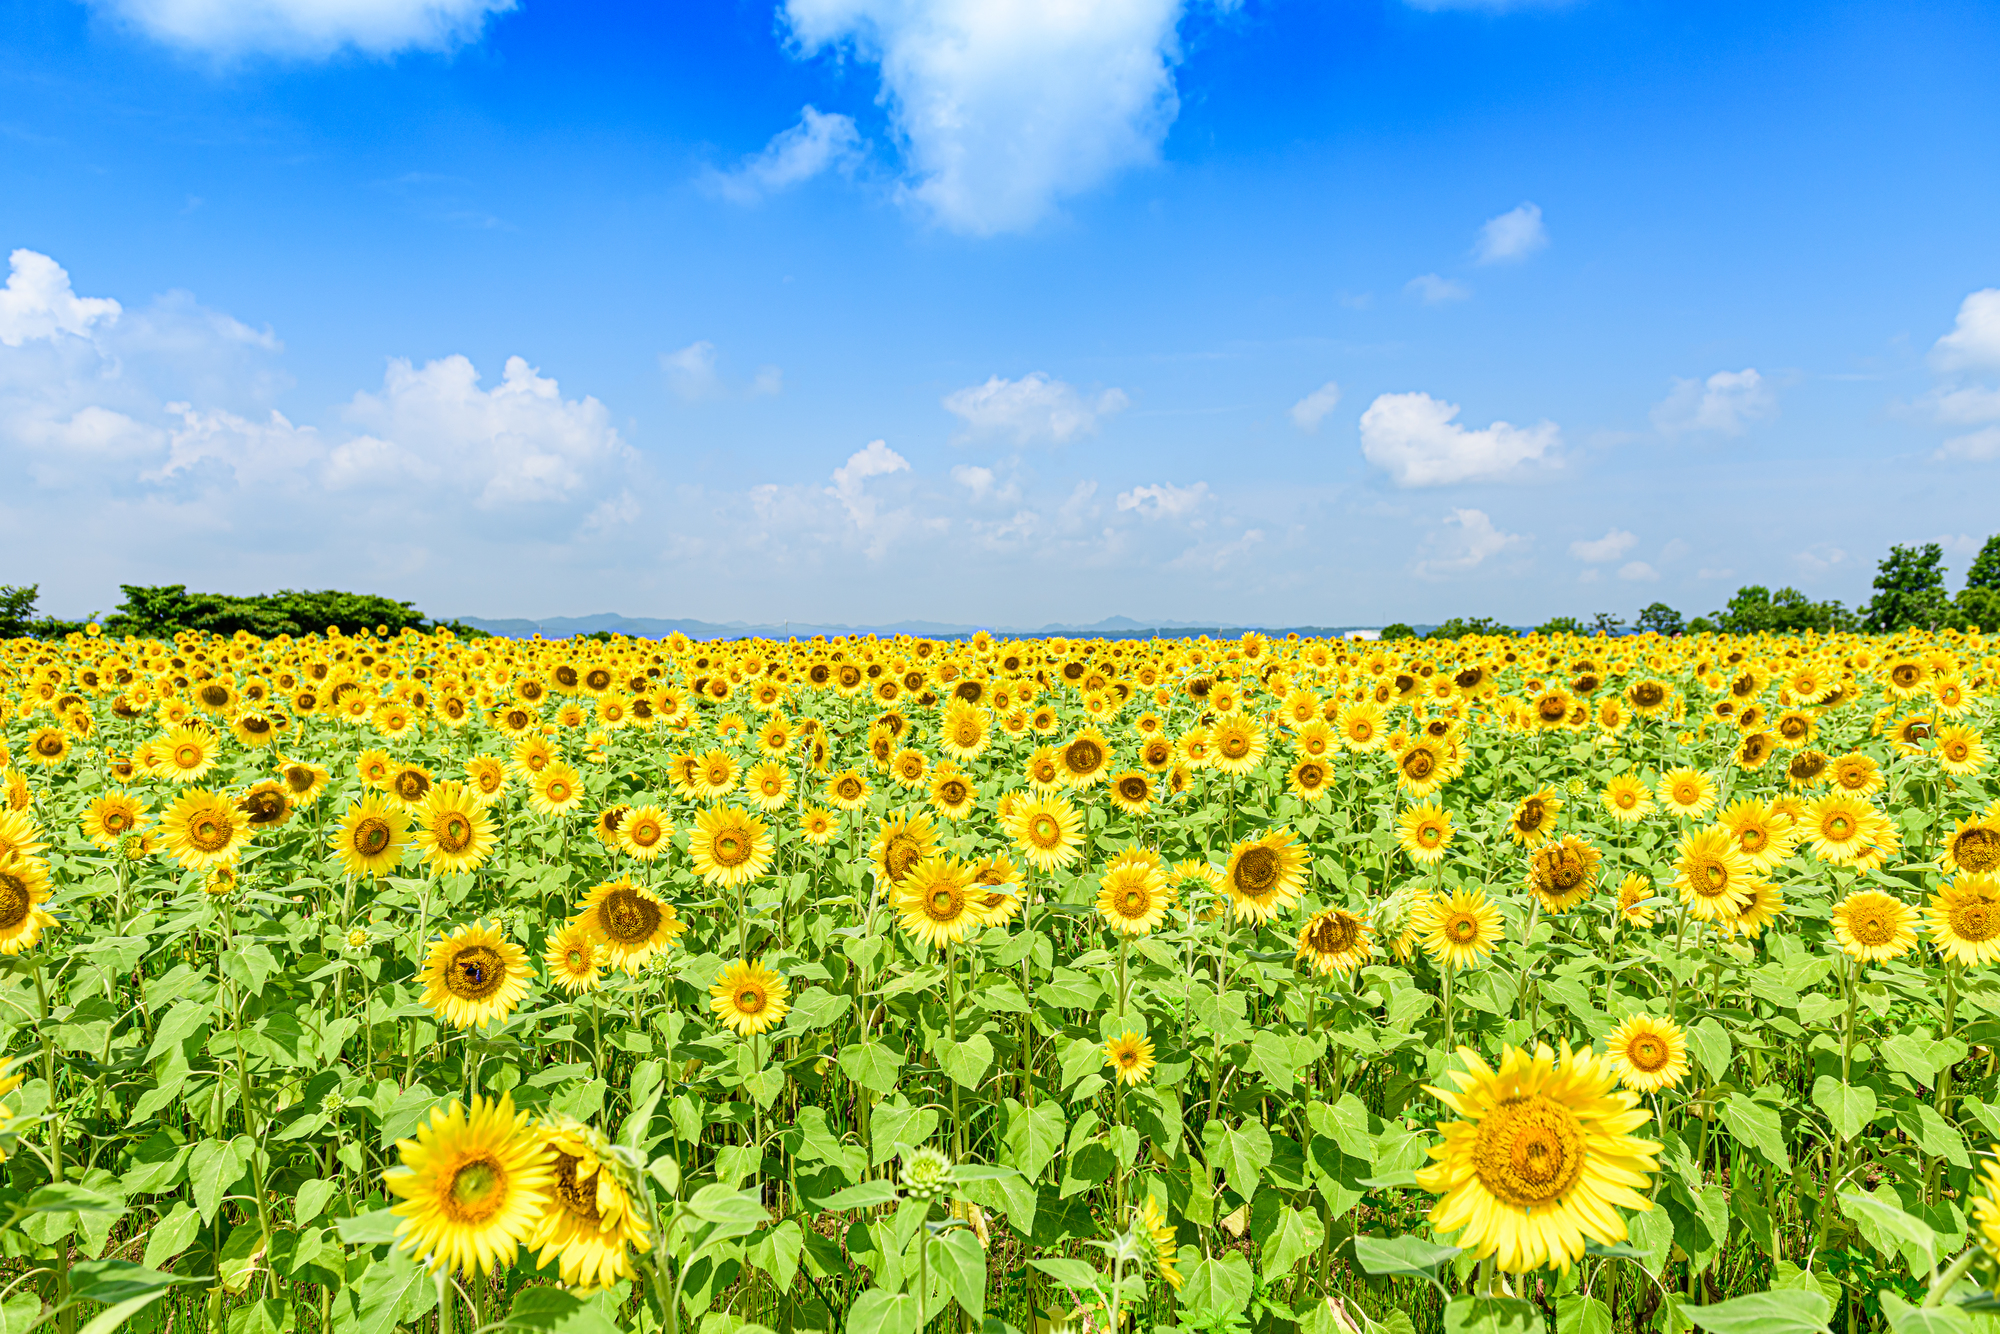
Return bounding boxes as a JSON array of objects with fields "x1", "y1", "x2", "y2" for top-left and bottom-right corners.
[
  {"x1": 1657, "y1": 767, "x2": 1716, "y2": 819},
  {"x1": 1104, "y1": 1031, "x2": 1156, "y2": 1086},
  {"x1": 1096, "y1": 847, "x2": 1174, "y2": 937},
  {"x1": 689, "y1": 805, "x2": 773, "y2": 888},
  {"x1": 1395, "y1": 801, "x2": 1453, "y2": 865},
  {"x1": 1417, "y1": 887, "x2": 1503, "y2": 968},
  {"x1": 709, "y1": 960, "x2": 790, "y2": 1037},
  {"x1": 615, "y1": 805, "x2": 675, "y2": 861},
  {"x1": 330, "y1": 793, "x2": 410, "y2": 878},
  {"x1": 1295, "y1": 907, "x2": 1373, "y2": 975},
  {"x1": 1600, "y1": 774, "x2": 1653, "y2": 823},
  {"x1": 543, "y1": 920, "x2": 604, "y2": 994},
  {"x1": 1602, "y1": 1015, "x2": 1689, "y2": 1093}
]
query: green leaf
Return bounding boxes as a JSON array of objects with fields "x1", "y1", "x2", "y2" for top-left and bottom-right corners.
[
  {"x1": 1721, "y1": 1094, "x2": 1789, "y2": 1169},
  {"x1": 226, "y1": 1297, "x2": 292, "y2": 1334},
  {"x1": 67, "y1": 1258, "x2": 198, "y2": 1305},
  {"x1": 1811, "y1": 1077, "x2": 1877, "y2": 1142},
  {"x1": 745, "y1": 1218, "x2": 804, "y2": 1290},
  {"x1": 1442, "y1": 1297, "x2": 1539, "y2": 1334},
  {"x1": 1684, "y1": 1290, "x2": 1833, "y2": 1334},
  {"x1": 845, "y1": 1289, "x2": 924, "y2": 1334},
  {"x1": 870, "y1": 1097, "x2": 940, "y2": 1168},
  {"x1": 1352, "y1": 1235, "x2": 1461, "y2": 1282},
  {"x1": 0, "y1": 1293, "x2": 40, "y2": 1334},
  {"x1": 1842, "y1": 1190, "x2": 1939, "y2": 1275},
  {"x1": 217, "y1": 1223, "x2": 268, "y2": 1295},
  {"x1": 22, "y1": 1184, "x2": 119, "y2": 1216},
  {"x1": 685, "y1": 1184, "x2": 772, "y2": 1238},
  {"x1": 77, "y1": 1292, "x2": 176, "y2": 1334},
  {"x1": 1181, "y1": 1253, "x2": 1254, "y2": 1317},
  {"x1": 1879, "y1": 1294, "x2": 1973, "y2": 1334},
  {"x1": 334, "y1": 1208, "x2": 402, "y2": 1246},
  {"x1": 143, "y1": 1202, "x2": 202, "y2": 1270},
  {"x1": 145, "y1": 1000, "x2": 211, "y2": 1062},
  {"x1": 1205, "y1": 1119, "x2": 1272, "y2": 1201},
  {"x1": 839, "y1": 1042, "x2": 903, "y2": 1095},
  {"x1": 1685, "y1": 1017, "x2": 1731, "y2": 1080},
  {"x1": 351, "y1": 1247, "x2": 439, "y2": 1334},
  {"x1": 814, "y1": 1180, "x2": 899, "y2": 1211},
  {"x1": 1031, "y1": 1256, "x2": 1105, "y2": 1292},
  {"x1": 294, "y1": 1179, "x2": 336, "y2": 1228},
  {"x1": 1558, "y1": 1295, "x2": 1613, "y2": 1334},
  {"x1": 1059, "y1": 1037, "x2": 1105, "y2": 1090},
  {"x1": 496, "y1": 1288, "x2": 623, "y2": 1334},
  {"x1": 1002, "y1": 1100, "x2": 1064, "y2": 1181},
  {"x1": 936, "y1": 1229, "x2": 987, "y2": 1321},
  {"x1": 940, "y1": 1034, "x2": 994, "y2": 1089},
  {"x1": 1260, "y1": 1205, "x2": 1324, "y2": 1280},
  {"x1": 1628, "y1": 1206, "x2": 1675, "y2": 1273}
]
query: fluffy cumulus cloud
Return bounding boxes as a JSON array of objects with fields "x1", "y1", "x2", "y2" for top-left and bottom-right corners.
[
  {"x1": 1289, "y1": 380, "x2": 1341, "y2": 432},
  {"x1": 703, "y1": 106, "x2": 864, "y2": 205},
  {"x1": 1651, "y1": 368, "x2": 1776, "y2": 437},
  {"x1": 1568, "y1": 528, "x2": 1636, "y2": 563},
  {"x1": 1473, "y1": 202, "x2": 1548, "y2": 264},
  {"x1": 780, "y1": 0, "x2": 1184, "y2": 234},
  {"x1": 1928, "y1": 290, "x2": 2000, "y2": 461},
  {"x1": 0, "y1": 250, "x2": 122, "y2": 345},
  {"x1": 1359, "y1": 391, "x2": 1560, "y2": 486},
  {"x1": 1413, "y1": 508, "x2": 1527, "y2": 579},
  {"x1": 1116, "y1": 480, "x2": 1208, "y2": 519},
  {"x1": 942, "y1": 372, "x2": 1128, "y2": 445},
  {"x1": 88, "y1": 0, "x2": 515, "y2": 57}
]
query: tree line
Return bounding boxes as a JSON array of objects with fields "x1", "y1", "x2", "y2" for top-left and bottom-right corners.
[
  {"x1": 1383, "y1": 533, "x2": 2000, "y2": 640},
  {"x1": 0, "y1": 584, "x2": 489, "y2": 640}
]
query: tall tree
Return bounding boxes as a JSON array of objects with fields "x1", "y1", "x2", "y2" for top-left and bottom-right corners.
[{"x1": 1862, "y1": 543, "x2": 1955, "y2": 633}]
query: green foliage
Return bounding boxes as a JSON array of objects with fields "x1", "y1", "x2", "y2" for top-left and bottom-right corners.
[
  {"x1": 90, "y1": 584, "x2": 487, "y2": 640},
  {"x1": 1534, "y1": 615, "x2": 1586, "y2": 636},
  {"x1": 0, "y1": 584, "x2": 93, "y2": 640},
  {"x1": 1863, "y1": 543, "x2": 1956, "y2": 633},
  {"x1": 1379, "y1": 622, "x2": 1417, "y2": 641},
  {"x1": 1635, "y1": 601, "x2": 1685, "y2": 635},
  {"x1": 1703, "y1": 584, "x2": 1858, "y2": 635},
  {"x1": 1427, "y1": 616, "x2": 1513, "y2": 641},
  {"x1": 1964, "y1": 534, "x2": 2000, "y2": 592}
]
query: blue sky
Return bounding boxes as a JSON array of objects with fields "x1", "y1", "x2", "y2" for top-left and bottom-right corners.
[{"x1": 4, "y1": 0, "x2": 1999, "y2": 628}]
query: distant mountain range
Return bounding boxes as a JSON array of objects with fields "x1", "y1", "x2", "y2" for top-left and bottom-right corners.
[{"x1": 450, "y1": 612, "x2": 1397, "y2": 642}]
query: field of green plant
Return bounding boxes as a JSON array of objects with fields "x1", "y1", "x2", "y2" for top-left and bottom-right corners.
[{"x1": 0, "y1": 624, "x2": 1996, "y2": 1334}]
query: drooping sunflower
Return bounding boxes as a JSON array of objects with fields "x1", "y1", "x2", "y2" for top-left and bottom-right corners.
[
  {"x1": 1507, "y1": 791, "x2": 1562, "y2": 846},
  {"x1": 1059, "y1": 726, "x2": 1115, "y2": 788},
  {"x1": 1416, "y1": 1041, "x2": 1659, "y2": 1273},
  {"x1": 1672, "y1": 826, "x2": 1754, "y2": 923},
  {"x1": 1396, "y1": 801, "x2": 1453, "y2": 865},
  {"x1": 1601, "y1": 1015, "x2": 1689, "y2": 1093},
  {"x1": 1138, "y1": 1194, "x2": 1182, "y2": 1292},
  {"x1": 419, "y1": 921, "x2": 532, "y2": 1029},
  {"x1": 413, "y1": 782, "x2": 495, "y2": 876},
  {"x1": 237, "y1": 780, "x2": 294, "y2": 833},
  {"x1": 1657, "y1": 768, "x2": 1716, "y2": 819},
  {"x1": 1831, "y1": 889, "x2": 1919, "y2": 962},
  {"x1": 529, "y1": 761, "x2": 586, "y2": 818},
  {"x1": 1527, "y1": 835, "x2": 1601, "y2": 914},
  {"x1": 156, "y1": 725, "x2": 220, "y2": 782},
  {"x1": 330, "y1": 793, "x2": 410, "y2": 878},
  {"x1": 1614, "y1": 874, "x2": 1657, "y2": 927},
  {"x1": 158, "y1": 787, "x2": 251, "y2": 872},
  {"x1": 869, "y1": 809, "x2": 939, "y2": 888},
  {"x1": 688, "y1": 805, "x2": 774, "y2": 888},
  {"x1": 527, "y1": 1121, "x2": 653, "y2": 1291},
  {"x1": 385, "y1": 1093, "x2": 555, "y2": 1276},
  {"x1": 577, "y1": 878, "x2": 686, "y2": 968},
  {"x1": 1096, "y1": 847, "x2": 1175, "y2": 937},
  {"x1": 1108, "y1": 770, "x2": 1154, "y2": 816},
  {"x1": 615, "y1": 805, "x2": 675, "y2": 862},
  {"x1": 1006, "y1": 794, "x2": 1084, "y2": 874},
  {"x1": 0, "y1": 856, "x2": 57, "y2": 955},
  {"x1": 1417, "y1": 887, "x2": 1504, "y2": 968},
  {"x1": 543, "y1": 919, "x2": 604, "y2": 994},
  {"x1": 1222, "y1": 827, "x2": 1308, "y2": 924},
  {"x1": 709, "y1": 959, "x2": 790, "y2": 1037},
  {"x1": 81, "y1": 791, "x2": 148, "y2": 848},
  {"x1": 1295, "y1": 907, "x2": 1373, "y2": 975},
  {"x1": 1600, "y1": 775, "x2": 1653, "y2": 824},
  {"x1": 895, "y1": 855, "x2": 989, "y2": 948},
  {"x1": 1104, "y1": 1031, "x2": 1157, "y2": 1086}
]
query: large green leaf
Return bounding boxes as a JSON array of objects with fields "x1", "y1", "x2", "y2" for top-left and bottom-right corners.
[{"x1": 1684, "y1": 1291, "x2": 1833, "y2": 1334}]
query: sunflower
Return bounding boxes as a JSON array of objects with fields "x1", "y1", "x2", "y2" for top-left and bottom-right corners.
[
  {"x1": 527, "y1": 1121, "x2": 653, "y2": 1291},
  {"x1": 1944, "y1": 818, "x2": 2000, "y2": 876},
  {"x1": 1657, "y1": 768, "x2": 1716, "y2": 819},
  {"x1": 1059, "y1": 726, "x2": 1114, "y2": 788},
  {"x1": 1417, "y1": 887, "x2": 1504, "y2": 968},
  {"x1": 1526, "y1": 836, "x2": 1601, "y2": 914},
  {"x1": 1109, "y1": 770, "x2": 1154, "y2": 816},
  {"x1": 1831, "y1": 889, "x2": 1919, "y2": 962},
  {"x1": 156, "y1": 726, "x2": 220, "y2": 782},
  {"x1": 1614, "y1": 874, "x2": 1656, "y2": 927},
  {"x1": 896, "y1": 855, "x2": 989, "y2": 948},
  {"x1": 1731, "y1": 881, "x2": 1787, "y2": 938},
  {"x1": 709, "y1": 960, "x2": 790, "y2": 1037},
  {"x1": 1207, "y1": 716, "x2": 1267, "y2": 776},
  {"x1": 867, "y1": 809, "x2": 938, "y2": 889},
  {"x1": 1395, "y1": 740, "x2": 1449, "y2": 798},
  {"x1": 419, "y1": 921, "x2": 532, "y2": 1029},
  {"x1": 928, "y1": 766, "x2": 976, "y2": 820},
  {"x1": 1718, "y1": 798, "x2": 1795, "y2": 872},
  {"x1": 158, "y1": 787, "x2": 251, "y2": 872},
  {"x1": 1416, "y1": 1041, "x2": 1659, "y2": 1273},
  {"x1": 1929, "y1": 876, "x2": 2000, "y2": 966},
  {"x1": 1507, "y1": 791, "x2": 1562, "y2": 846},
  {"x1": 1602, "y1": 1016, "x2": 1689, "y2": 1093},
  {"x1": 1222, "y1": 828, "x2": 1308, "y2": 924},
  {"x1": 511, "y1": 735, "x2": 557, "y2": 779},
  {"x1": 0, "y1": 812, "x2": 44, "y2": 863},
  {"x1": 529, "y1": 762, "x2": 586, "y2": 818},
  {"x1": 1138, "y1": 1194, "x2": 1182, "y2": 1291},
  {"x1": 25, "y1": 729, "x2": 68, "y2": 766},
  {"x1": 356, "y1": 748, "x2": 394, "y2": 790},
  {"x1": 693, "y1": 749, "x2": 739, "y2": 801},
  {"x1": 1006, "y1": 794, "x2": 1084, "y2": 874},
  {"x1": 1672, "y1": 826, "x2": 1753, "y2": 922},
  {"x1": 1339, "y1": 702, "x2": 1386, "y2": 751},
  {"x1": 0, "y1": 857, "x2": 57, "y2": 955},
  {"x1": 278, "y1": 756, "x2": 331, "y2": 804},
  {"x1": 543, "y1": 919, "x2": 604, "y2": 994},
  {"x1": 1786, "y1": 749, "x2": 1831, "y2": 788},
  {"x1": 1287, "y1": 758, "x2": 1332, "y2": 803},
  {"x1": 202, "y1": 861, "x2": 240, "y2": 897},
  {"x1": 1295, "y1": 907, "x2": 1373, "y2": 975},
  {"x1": 938, "y1": 702, "x2": 991, "y2": 762},
  {"x1": 1105, "y1": 1031, "x2": 1156, "y2": 1086},
  {"x1": 1096, "y1": 847, "x2": 1175, "y2": 936},
  {"x1": 824, "y1": 768, "x2": 871, "y2": 811},
  {"x1": 744, "y1": 761, "x2": 791, "y2": 813},
  {"x1": 235, "y1": 780, "x2": 293, "y2": 833},
  {"x1": 616, "y1": 806, "x2": 675, "y2": 862},
  {"x1": 1600, "y1": 775, "x2": 1653, "y2": 824},
  {"x1": 1937, "y1": 724, "x2": 1990, "y2": 777},
  {"x1": 413, "y1": 783, "x2": 495, "y2": 876},
  {"x1": 688, "y1": 805, "x2": 775, "y2": 889},
  {"x1": 971, "y1": 854, "x2": 1024, "y2": 923},
  {"x1": 385, "y1": 1093, "x2": 554, "y2": 1277},
  {"x1": 81, "y1": 791, "x2": 147, "y2": 847},
  {"x1": 329, "y1": 793, "x2": 410, "y2": 878},
  {"x1": 1973, "y1": 1151, "x2": 2000, "y2": 1263},
  {"x1": 1803, "y1": 793, "x2": 1875, "y2": 865},
  {"x1": 1173, "y1": 728, "x2": 1212, "y2": 771},
  {"x1": 1831, "y1": 752, "x2": 1884, "y2": 797},
  {"x1": 1396, "y1": 802, "x2": 1453, "y2": 865},
  {"x1": 797, "y1": 805, "x2": 839, "y2": 847}
]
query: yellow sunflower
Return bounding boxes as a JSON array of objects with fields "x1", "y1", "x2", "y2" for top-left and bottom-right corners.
[
  {"x1": 412, "y1": 783, "x2": 494, "y2": 876},
  {"x1": 1729, "y1": 881, "x2": 1787, "y2": 939},
  {"x1": 1600, "y1": 775, "x2": 1653, "y2": 824},
  {"x1": 1417, "y1": 887, "x2": 1504, "y2": 968},
  {"x1": 1059, "y1": 726, "x2": 1115, "y2": 788},
  {"x1": 1507, "y1": 791, "x2": 1562, "y2": 846},
  {"x1": 1526, "y1": 835, "x2": 1601, "y2": 914},
  {"x1": 896, "y1": 855, "x2": 989, "y2": 948},
  {"x1": 1104, "y1": 1031, "x2": 1156, "y2": 1086},
  {"x1": 1718, "y1": 798, "x2": 1796, "y2": 873},
  {"x1": 330, "y1": 793, "x2": 410, "y2": 878},
  {"x1": 1672, "y1": 826, "x2": 1754, "y2": 923},
  {"x1": 709, "y1": 960, "x2": 790, "y2": 1036},
  {"x1": 385, "y1": 1093, "x2": 554, "y2": 1276},
  {"x1": 1803, "y1": 793, "x2": 1876, "y2": 865},
  {"x1": 1614, "y1": 874, "x2": 1656, "y2": 927},
  {"x1": 825, "y1": 769, "x2": 871, "y2": 811},
  {"x1": 1395, "y1": 740, "x2": 1449, "y2": 798},
  {"x1": 1222, "y1": 827, "x2": 1308, "y2": 924},
  {"x1": 615, "y1": 805, "x2": 675, "y2": 862},
  {"x1": 1286, "y1": 758, "x2": 1332, "y2": 803},
  {"x1": 1937, "y1": 724, "x2": 1990, "y2": 777},
  {"x1": 1096, "y1": 847, "x2": 1175, "y2": 937},
  {"x1": 576, "y1": 878, "x2": 686, "y2": 968},
  {"x1": 688, "y1": 805, "x2": 774, "y2": 888},
  {"x1": 1831, "y1": 889, "x2": 1919, "y2": 962},
  {"x1": 1108, "y1": 770, "x2": 1154, "y2": 816},
  {"x1": 463, "y1": 755, "x2": 507, "y2": 805},
  {"x1": 159, "y1": 787, "x2": 251, "y2": 872},
  {"x1": 527, "y1": 1121, "x2": 652, "y2": 1291},
  {"x1": 1295, "y1": 907, "x2": 1374, "y2": 975},
  {"x1": 543, "y1": 919, "x2": 604, "y2": 994},
  {"x1": 419, "y1": 921, "x2": 532, "y2": 1029},
  {"x1": 529, "y1": 761, "x2": 586, "y2": 818},
  {"x1": 81, "y1": 791, "x2": 148, "y2": 847},
  {"x1": 1601, "y1": 1015, "x2": 1689, "y2": 1093},
  {"x1": 1207, "y1": 716, "x2": 1267, "y2": 776},
  {"x1": 0, "y1": 856, "x2": 57, "y2": 955},
  {"x1": 797, "y1": 805, "x2": 839, "y2": 847},
  {"x1": 869, "y1": 809, "x2": 939, "y2": 888},
  {"x1": 1005, "y1": 794, "x2": 1084, "y2": 874},
  {"x1": 1944, "y1": 817, "x2": 2000, "y2": 876},
  {"x1": 745, "y1": 761, "x2": 792, "y2": 813},
  {"x1": 278, "y1": 756, "x2": 331, "y2": 804},
  {"x1": 156, "y1": 725, "x2": 220, "y2": 782},
  {"x1": 1416, "y1": 1041, "x2": 1658, "y2": 1273},
  {"x1": 1396, "y1": 801, "x2": 1453, "y2": 865},
  {"x1": 1657, "y1": 768, "x2": 1716, "y2": 819},
  {"x1": 1831, "y1": 752, "x2": 1884, "y2": 796}
]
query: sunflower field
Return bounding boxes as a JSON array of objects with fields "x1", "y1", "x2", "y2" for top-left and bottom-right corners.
[{"x1": 0, "y1": 624, "x2": 1998, "y2": 1334}]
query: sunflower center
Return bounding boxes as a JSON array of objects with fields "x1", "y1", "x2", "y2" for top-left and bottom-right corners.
[
  {"x1": 284, "y1": 766, "x2": 314, "y2": 793},
  {"x1": 1308, "y1": 912, "x2": 1358, "y2": 954},
  {"x1": 174, "y1": 745, "x2": 202, "y2": 769},
  {"x1": 0, "y1": 876, "x2": 29, "y2": 930},
  {"x1": 438, "y1": 814, "x2": 474, "y2": 854},
  {"x1": 552, "y1": 1153, "x2": 603, "y2": 1223},
  {"x1": 189, "y1": 812, "x2": 233, "y2": 853},
  {"x1": 1956, "y1": 829, "x2": 2000, "y2": 873},
  {"x1": 1517, "y1": 801, "x2": 1546, "y2": 832},
  {"x1": 104, "y1": 810, "x2": 132, "y2": 834},
  {"x1": 1628, "y1": 1035, "x2": 1669, "y2": 1072},
  {"x1": 355, "y1": 817, "x2": 393, "y2": 856},
  {"x1": 1064, "y1": 739, "x2": 1104, "y2": 775},
  {"x1": 1695, "y1": 860, "x2": 1727, "y2": 894},
  {"x1": 34, "y1": 736, "x2": 62, "y2": 757},
  {"x1": 630, "y1": 820, "x2": 662, "y2": 847},
  {"x1": 1446, "y1": 912, "x2": 1477, "y2": 942},
  {"x1": 603, "y1": 888, "x2": 663, "y2": 944},
  {"x1": 928, "y1": 888, "x2": 960, "y2": 918},
  {"x1": 1120, "y1": 888, "x2": 1145, "y2": 914},
  {"x1": 1950, "y1": 899, "x2": 2000, "y2": 942},
  {"x1": 736, "y1": 986, "x2": 765, "y2": 1014},
  {"x1": 940, "y1": 781, "x2": 967, "y2": 804},
  {"x1": 1849, "y1": 910, "x2": 1894, "y2": 947},
  {"x1": 396, "y1": 773, "x2": 429, "y2": 801},
  {"x1": 446, "y1": 946, "x2": 505, "y2": 1000},
  {"x1": 1826, "y1": 815, "x2": 1853, "y2": 840},
  {"x1": 444, "y1": 1157, "x2": 507, "y2": 1222},
  {"x1": 1120, "y1": 778, "x2": 1147, "y2": 801},
  {"x1": 1234, "y1": 847, "x2": 1279, "y2": 896},
  {"x1": 1473, "y1": 1094, "x2": 1586, "y2": 1210},
  {"x1": 883, "y1": 834, "x2": 922, "y2": 880}
]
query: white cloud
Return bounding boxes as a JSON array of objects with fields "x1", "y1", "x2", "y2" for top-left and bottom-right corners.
[
  {"x1": 581, "y1": 490, "x2": 641, "y2": 537},
  {"x1": 781, "y1": 0, "x2": 1183, "y2": 234},
  {"x1": 1289, "y1": 381, "x2": 1341, "y2": 432},
  {"x1": 661, "y1": 342, "x2": 721, "y2": 402},
  {"x1": 1617, "y1": 561, "x2": 1658, "y2": 582},
  {"x1": 1932, "y1": 289, "x2": 2000, "y2": 373},
  {"x1": 1405, "y1": 273, "x2": 1470, "y2": 304},
  {"x1": 951, "y1": 463, "x2": 996, "y2": 498},
  {"x1": 1660, "y1": 537, "x2": 1691, "y2": 562},
  {"x1": 1935, "y1": 533, "x2": 1983, "y2": 557},
  {"x1": 943, "y1": 372, "x2": 1128, "y2": 445},
  {"x1": 1414, "y1": 508, "x2": 1527, "y2": 578},
  {"x1": 1928, "y1": 385, "x2": 2000, "y2": 425},
  {"x1": 1569, "y1": 528, "x2": 1636, "y2": 563},
  {"x1": 1473, "y1": 202, "x2": 1548, "y2": 264},
  {"x1": 825, "y1": 439, "x2": 911, "y2": 533},
  {"x1": 1795, "y1": 543, "x2": 1847, "y2": 574},
  {"x1": 1938, "y1": 427, "x2": 2000, "y2": 462},
  {"x1": 1652, "y1": 368, "x2": 1776, "y2": 437},
  {"x1": 703, "y1": 107, "x2": 863, "y2": 205},
  {"x1": 89, "y1": 0, "x2": 515, "y2": 57},
  {"x1": 1116, "y1": 481, "x2": 1208, "y2": 519},
  {"x1": 1359, "y1": 391, "x2": 1560, "y2": 486},
  {"x1": 0, "y1": 250, "x2": 121, "y2": 346}
]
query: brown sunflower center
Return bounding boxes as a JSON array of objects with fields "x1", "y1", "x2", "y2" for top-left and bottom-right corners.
[
  {"x1": 1955, "y1": 828, "x2": 2000, "y2": 873},
  {"x1": 602, "y1": 888, "x2": 662, "y2": 944},
  {"x1": 188, "y1": 810, "x2": 234, "y2": 853},
  {"x1": 1848, "y1": 908, "x2": 1895, "y2": 947},
  {"x1": 883, "y1": 833, "x2": 923, "y2": 881},
  {"x1": 354, "y1": 817, "x2": 393, "y2": 856},
  {"x1": 1306, "y1": 912, "x2": 1358, "y2": 954},
  {"x1": 1627, "y1": 1035, "x2": 1669, "y2": 1072},
  {"x1": 1233, "y1": 846, "x2": 1279, "y2": 897},
  {"x1": 1119, "y1": 777, "x2": 1148, "y2": 801},
  {"x1": 1446, "y1": 912, "x2": 1478, "y2": 942},
  {"x1": 552, "y1": 1152, "x2": 602, "y2": 1222},
  {"x1": 0, "y1": 875, "x2": 30, "y2": 930},
  {"x1": 735, "y1": 986, "x2": 766, "y2": 1014},
  {"x1": 1064, "y1": 739, "x2": 1105, "y2": 775},
  {"x1": 1472, "y1": 1094, "x2": 1586, "y2": 1210},
  {"x1": 437, "y1": 813, "x2": 474, "y2": 854},
  {"x1": 446, "y1": 945, "x2": 505, "y2": 1000}
]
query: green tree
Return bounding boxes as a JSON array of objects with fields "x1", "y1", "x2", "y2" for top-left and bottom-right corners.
[
  {"x1": 1428, "y1": 615, "x2": 1513, "y2": 640},
  {"x1": 1958, "y1": 535, "x2": 2000, "y2": 630},
  {"x1": 0, "y1": 585, "x2": 36, "y2": 638},
  {"x1": 1590, "y1": 611, "x2": 1627, "y2": 636},
  {"x1": 1535, "y1": 615, "x2": 1586, "y2": 636},
  {"x1": 1379, "y1": 622, "x2": 1417, "y2": 641},
  {"x1": 1965, "y1": 534, "x2": 2000, "y2": 591},
  {"x1": 1634, "y1": 602, "x2": 1684, "y2": 635},
  {"x1": 98, "y1": 585, "x2": 458, "y2": 639},
  {"x1": 1862, "y1": 543, "x2": 1956, "y2": 633},
  {"x1": 1704, "y1": 585, "x2": 1855, "y2": 635}
]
